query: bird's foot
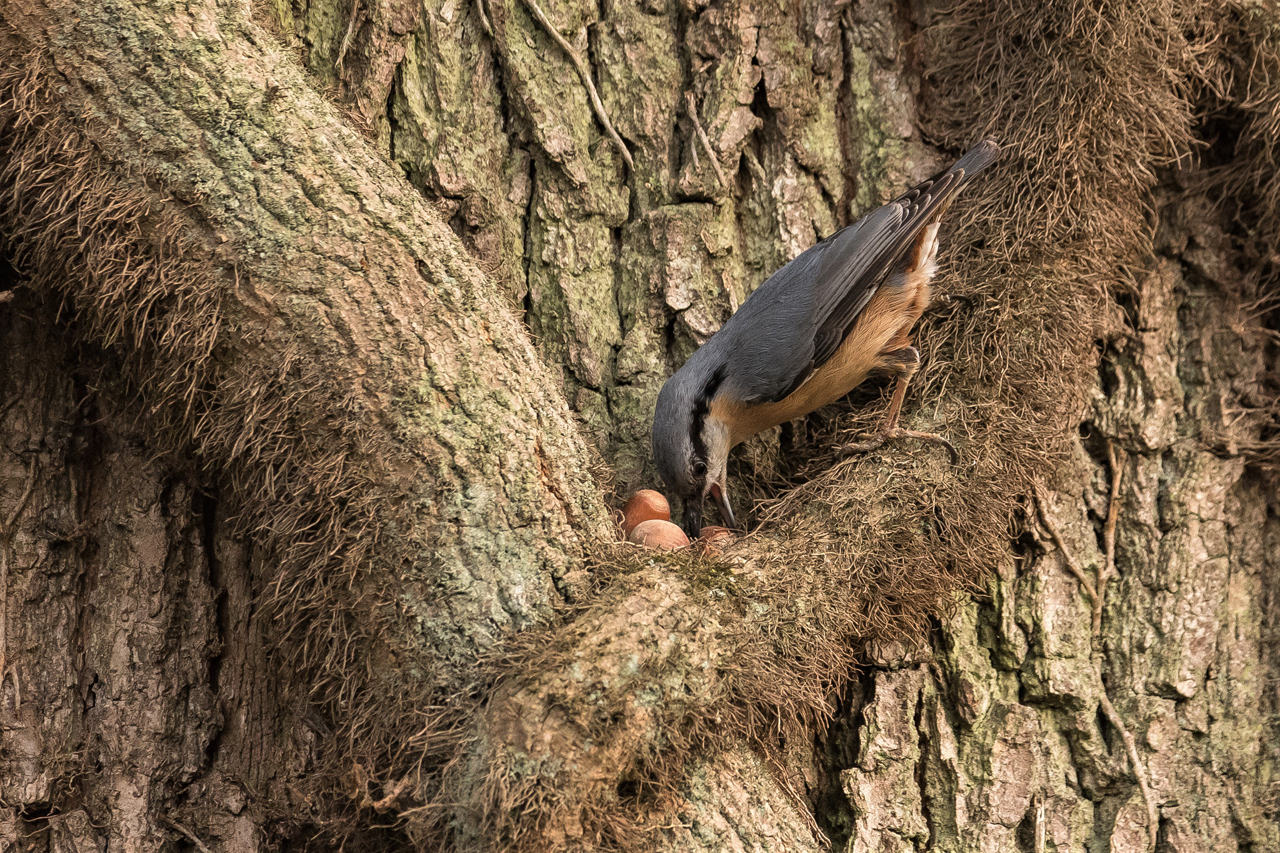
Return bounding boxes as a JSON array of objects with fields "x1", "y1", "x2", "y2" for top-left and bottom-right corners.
[{"x1": 837, "y1": 427, "x2": 958, "y2": 464}]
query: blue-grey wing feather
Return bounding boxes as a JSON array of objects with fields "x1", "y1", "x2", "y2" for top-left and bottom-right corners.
[{"x1": 703, "y1": 140, "x2": 1000, "y2": 406}]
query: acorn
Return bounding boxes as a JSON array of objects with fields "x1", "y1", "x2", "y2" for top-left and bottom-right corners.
[
  {"x1": 621, "y1": 489, "x2": 671, "y2": 536},
  {"x1": 628, "y1": 519, "x2": 689, "y2": 551}
]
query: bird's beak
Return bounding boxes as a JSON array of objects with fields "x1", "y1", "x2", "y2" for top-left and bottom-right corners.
[
  {"x1": 682, "y1": 496, "x2": 704, "y2": 539},
  {"x1": 708, "y1": 481, "x2": 735, "y2": 529}
]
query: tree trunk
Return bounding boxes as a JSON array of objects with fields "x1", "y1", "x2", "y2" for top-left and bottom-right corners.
[{"x1": 0, "y1": 0, "x2": 1276, "y2": 850}]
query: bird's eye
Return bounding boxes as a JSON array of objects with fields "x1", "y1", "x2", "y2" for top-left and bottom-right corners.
[{"x1": 692, "y1": 460, "x2": 707, "y2": 478}]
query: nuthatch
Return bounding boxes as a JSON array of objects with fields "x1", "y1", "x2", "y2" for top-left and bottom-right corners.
[{"x1": 652, "y1": 140, "x2": 1000, "y2": 537}]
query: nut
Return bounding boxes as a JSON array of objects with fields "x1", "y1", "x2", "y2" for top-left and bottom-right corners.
[
  {"x1": 621, "y1": 489, "x2": 671, "y2": 536},
  {"x1": 698, "y1": 525, "x2": 734, "y2": 554},
  {"x1": 628, "y1": 518, "x2": 689, "y2": 551}
]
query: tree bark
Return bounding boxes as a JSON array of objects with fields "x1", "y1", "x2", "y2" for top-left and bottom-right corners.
[
  {"x1": 0, "y1": 0, "x2": 1276, "y2": 850},
  {"x1": 0, "y1": 0, "x2": 609, "y2": 845},
  {"x1": 820, "y1": 203, "x2": 1280, "y2": 853}
]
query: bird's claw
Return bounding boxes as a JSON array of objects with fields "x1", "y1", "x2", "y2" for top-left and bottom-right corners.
[
  {"x1": 837, "y1": 432, "x2": 889, "y2": 457},
  {"x1": 837, "y1": 427, "x2": 958, "y2": 464}
]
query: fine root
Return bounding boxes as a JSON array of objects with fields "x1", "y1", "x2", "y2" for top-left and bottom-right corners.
[
  {"x1": 1034, "y1": 484, "x2": 1098, "y2": 602},
  {"x1": 475, "y1": 0, "x2": 494, "y2": 37},
  {"x1": 1036, "y1": 439, "x2": 1155, "y2": 853},
  {"x1": 336, "y1": 0, "x2": 361, "y2": 72},
  {"x1": 1097, "y1": 441, "x2": 1125, "y2": 638},
  {"x1": 159, "y1": 817, "x2": 215, "y2": 853},
  {"x1": 520, "y1": 0, "x2": 633, "y2": 171},
  {"x1": 685, "y1": 91, "x2": 727, "y2": 189}
]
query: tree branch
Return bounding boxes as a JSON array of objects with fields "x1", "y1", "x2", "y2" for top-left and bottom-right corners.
[{"x1": 0, "y1": 6, "x2": 609, "y2": 842}]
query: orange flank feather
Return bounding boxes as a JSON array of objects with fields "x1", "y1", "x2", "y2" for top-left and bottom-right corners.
[{"x1": 712, "y1": 223, "x2": 939, "y2": 446}]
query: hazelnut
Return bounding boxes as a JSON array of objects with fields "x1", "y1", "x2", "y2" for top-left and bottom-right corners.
[
  {"x1": 628, "y1": 519, "x2": 690, "y2": 551},
  {"x1": 698, "y1": 525, "x2": 734, "y2": 554},
  {"x1": 621, "y1": 489, "x2": 671, "y2": 536}
]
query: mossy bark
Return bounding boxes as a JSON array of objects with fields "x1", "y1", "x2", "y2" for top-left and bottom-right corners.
[
  {"x1": 289, "y1": 0, "x2": 903, "y2": 490},
  {"x1": 0, "y1": 0, "x2": 608, "y2": 845},
  {"x1": 0, "y1": 0, "x2": 1276, "y2": 850}
]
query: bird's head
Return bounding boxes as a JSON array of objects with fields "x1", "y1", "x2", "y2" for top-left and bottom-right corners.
[{"x1": 652, "y1": 368, "x2": 736, "y2": 539}]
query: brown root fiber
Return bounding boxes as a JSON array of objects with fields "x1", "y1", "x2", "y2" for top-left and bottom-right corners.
[
  {"x1": 1201, "y1": 4, "x2": 1280, "y2": 273},
  {"x1": 1193, "y1": 3, "x2": 1280, "y2": 473}
]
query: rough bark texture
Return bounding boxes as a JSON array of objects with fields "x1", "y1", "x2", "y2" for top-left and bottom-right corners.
[
  {"x1": 0, "y1": 295, "x2": 279, "y2": 852},
  {"x1": 815, "y1": 198, "x2": 1280, "y2": 853},
  {"x1": 0, "y1": 0, "x2": 1276, "y2": 849},
  {"x1": 0, "y1": 0, "x2": 609, "y2": 845},
  {"x1": 284, "y1": 0, "x2": 931, "y2": 489}
]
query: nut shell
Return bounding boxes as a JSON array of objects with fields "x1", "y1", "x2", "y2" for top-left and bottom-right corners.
[
  {"x1": 698, "y1": 525, "x2": 734, "y2": 554},
  {"x1": 621, "y1": 490, "x2": 671, "y2": 535},
  {"x1": 628, "y1": 519, "x2": 689, "y2": 551}
]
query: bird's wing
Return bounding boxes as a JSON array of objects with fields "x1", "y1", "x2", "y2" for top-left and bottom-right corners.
[
  {"x1": 737, "y1": 140, "x2": 1000, "y2": 404},
  {"x1": 807, "y1": 167, "x2": 965, "y2": 369}
]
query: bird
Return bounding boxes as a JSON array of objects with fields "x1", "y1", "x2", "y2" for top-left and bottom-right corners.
[{"x1": 652, "y1": 139, "x2": 1000, "y2": 538}]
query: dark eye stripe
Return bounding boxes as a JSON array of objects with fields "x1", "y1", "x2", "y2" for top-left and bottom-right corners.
[{"x1": 689, "y1": 365, "x2": 726, "y2": 469}]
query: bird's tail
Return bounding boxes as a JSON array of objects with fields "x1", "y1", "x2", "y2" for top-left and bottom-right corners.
[{"x1": 950, "y1": 138, "x2": 1001, "y2": 181}]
